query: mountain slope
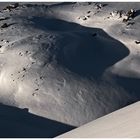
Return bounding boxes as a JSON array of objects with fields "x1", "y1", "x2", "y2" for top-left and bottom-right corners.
[{"x1": 0, "y1": 2, "x2": 140, "y2": 127}]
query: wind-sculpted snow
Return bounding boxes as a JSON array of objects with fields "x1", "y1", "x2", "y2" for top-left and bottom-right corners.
[{"x1": 0, "y1": 3, "x2": 139, "y2": 128}]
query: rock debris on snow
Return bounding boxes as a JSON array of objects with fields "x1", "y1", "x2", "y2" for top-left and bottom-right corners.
[
  {"x1": 1, "y1": 23, "x2": 9, "y2": 28},
  {"x1": 0, "y1": 17, "x2": 9, "y2": 21},
  {"x1": 3, "y1": 3, "x2": 19, "y2": 11},
  {"x1": 135, "y1": 40, "x2": 140, "y2": 44}
]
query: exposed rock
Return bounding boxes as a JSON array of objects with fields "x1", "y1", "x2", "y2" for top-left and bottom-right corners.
[
  {"x1": 127, "y1": 9, "x2": 136, "y2": 19},
  {"x1": 83, "y1": 17, "x2": 87, "y2": 20},
  {"x1": 1, "y1": 23, "x2": 9, "y2": 28},
  {"x1": 0, "y1": 17, "x2": 9, "y2": 21},
  {"x1": 135, "y1": 40, "x2": 140, "y2": 44},
  {"x1": 96, "y1": 4, "x2": 102, "y2": 9},
  {"x1": 87, "y1": 11, "x2": 91, "y2": 14},
  {"x1": 3, "y1": 3, "x2": 19, "y2": 11}
]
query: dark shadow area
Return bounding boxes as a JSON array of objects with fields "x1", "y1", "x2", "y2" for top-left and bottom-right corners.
[
  {"x1": 30, "y1": 17, "x2": 129, "y2": 77},
  {"x1": 48, "y1": 2, "x2": 76, "y2": 7},
  {"x1": 30, "y1": 17, "x2": 82, "y2": 31},
  {"x1": 134, "y1": 9, "x2": 140, "y2": 18},
  {"x1": 0, "y1": 103, "x2": 75, "y2": 138},
  {"x1": 24, "y1": 2, "x2": 75, "y2": 10},
  {"x1": 114, "y1": 75, "x2": 140, "y2": 101},
  {"x1": 113, "y1": 55, "x2": 140, "y2": 101},
  {"x1": 29, "y1": 17, "x2": 129, "y2": 78}
]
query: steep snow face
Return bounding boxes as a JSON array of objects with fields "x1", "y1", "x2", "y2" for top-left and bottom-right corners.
[{"x1": 0, "y1": 3, "x2": 139, "y2": 126}]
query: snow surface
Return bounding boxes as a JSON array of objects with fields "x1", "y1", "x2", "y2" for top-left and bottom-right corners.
[
  {"x1": 58, "y1": 101, "x2": 140, "y2": 138},
  {"x1": 0, "y1": 2, "x2": 140, "y2": 128}
]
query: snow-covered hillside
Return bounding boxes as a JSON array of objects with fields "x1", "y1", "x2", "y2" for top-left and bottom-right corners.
[
  {"x1": 0, "y1": 2, "x2": 140, "y2": 131},
  {"x1": 58, "y1": 101, "x2": 140, "y2": 138}
]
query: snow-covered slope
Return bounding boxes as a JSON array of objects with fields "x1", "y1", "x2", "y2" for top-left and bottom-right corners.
[
  {"x1": 0, "y1": 2, "x2": 140, "y2": 127},
  {"x1": 58, "y1": 101, "x2": 140, "y2": 138}
]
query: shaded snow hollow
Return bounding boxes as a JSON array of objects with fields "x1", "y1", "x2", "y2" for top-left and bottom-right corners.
[{"x1": 0, "y1": 2, "x2": 140, "y2": 129}]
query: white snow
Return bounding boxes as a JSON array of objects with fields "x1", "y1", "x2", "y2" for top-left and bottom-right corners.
[{"x1": 0, "y1": 2, "x2": 140, "y2": 128}]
